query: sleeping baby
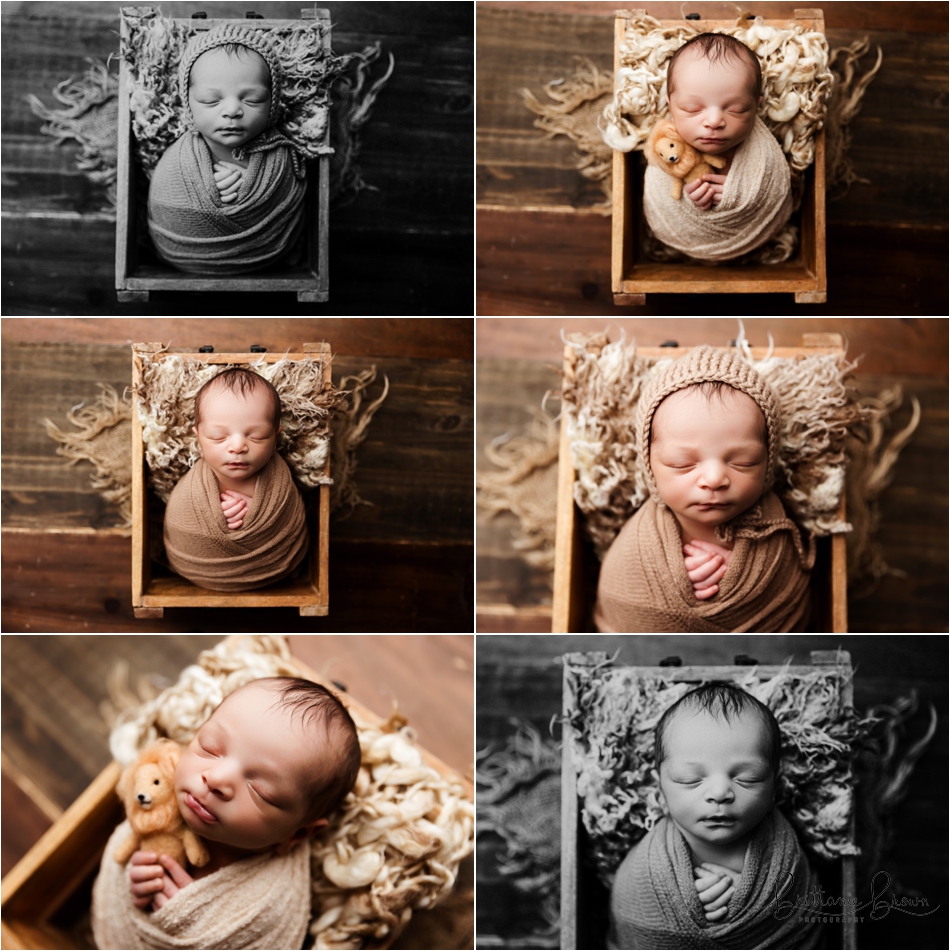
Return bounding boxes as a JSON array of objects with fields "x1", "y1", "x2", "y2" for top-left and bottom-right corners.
[
  {"x1": 162, "y1": 367, "x2": 309, "y2": 591},
  {"x1": 148, "y1": 26, "x2": 306, "y2": 273},
  {"x1": 644, "y1": 33, "x2": 793, "y2": 261},
  {"x1": 609, "y1": 682, "x2": 822, "y2": 949},
  {"x1": 595, "y1": 346, "x2": 814, "y2": 632},
  {"x1": 92, "y1": 676, "x2": 361, "y2": 949}
]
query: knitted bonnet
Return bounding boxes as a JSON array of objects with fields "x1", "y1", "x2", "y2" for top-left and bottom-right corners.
[
  {"x1": 637, "y1": 345, "x2": 781, "y2": 497},
  {"x1": 178, "y1": 26, "x2": 283, "y2": 132}
]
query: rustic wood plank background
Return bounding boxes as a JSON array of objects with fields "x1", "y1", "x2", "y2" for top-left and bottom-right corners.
[
  {"x1": 1, "y1": 317, "x2": 474, "y2": 632},
  {"x1": 476, "y1": 633, "x2": 948, "y2": 949},
  {"x1": 475, "y1": 318, "x2": 949, "y2": 634},
  {"x1": 1, "y1": 633, "x2": 473, "y2": 948},
  {"x1": 475, "y1": 1, "x2": 949, "y2": 314},
  {"x1": 1, "y1": 1, "x2": 473, "y2": 315}
]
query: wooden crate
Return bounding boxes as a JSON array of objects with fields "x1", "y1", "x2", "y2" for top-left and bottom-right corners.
[
  {"x1": 560, "y1": 648, "x2": 857, "y2": 950},
  {"x1": 611, "y1": 8, "x2": 827, "y2": 306},
  {"x1": 0, "y1": 655, "x2": 474, "y2": 951},
  {"x1": 552, "y1": 332, "x2": 848, "y2": 633},
  {"x1": 131, "y1": 342, "x2": 331, "y2": 618},
  {"x1": 115, "y1": 9, "x2": 331, "y2": 304}
]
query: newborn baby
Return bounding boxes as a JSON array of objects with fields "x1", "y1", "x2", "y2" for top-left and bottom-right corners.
[
  {"x1": 148, "y1": 26, "x2": 306, "y2": 273},
  {"x1": 163, "y1": 367, "x2": 309, "y2": 591},
  {"x1": 595, "y1": 346, "x2": 814, "y2": 632},
  {"x1": 609, "y1": 683, "x2": 822, "y2": 949},
  {"x1": 644, "y1": 33, "x2": 793, "y2": 261},
  {"x1": 92, "y1": 677, "x2": 361, "y2": 949}
]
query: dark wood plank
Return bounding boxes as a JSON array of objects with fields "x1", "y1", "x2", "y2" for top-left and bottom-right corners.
[
  {"x1": 0, "y1": 317, "x2": 473, "y2": 361},
  {"x1": 1, "y1": 534, "x2": 472, "y2": 632},
  {"x1": 475, "y1": 318, "x2": 949, "y2": 376},
  {"x1": 1, "y1": 342, "x2": 472, "y2": 544},
  {"x1": 476, "y1": 5, "x2": 949, "y2": 229},
  {"x1": 476, "y1": 209, "x2": 949, "y2": 317},
  {"x1": 479, "y1": 2, "x2": 948, "y2": 34}
]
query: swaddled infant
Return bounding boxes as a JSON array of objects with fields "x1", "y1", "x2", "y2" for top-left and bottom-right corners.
[
  {"x1": 645, "y1": 33, "x2": 793, "y2": 260},
  {"x1": 609, "y1": 683, "x2": 822, "y2": 949},
  {"x1": 148, "y1": 27, "x2": 306, "y2": 273},
  {"x1": 595, "y1": 346, "x2": 814, "y2": 632},
  {"x1": 92, "y1": 677, "x2": 361, "y2": 949},
  {"x1": 162, "y1": 367, "x2": 309, "y2": 591}
]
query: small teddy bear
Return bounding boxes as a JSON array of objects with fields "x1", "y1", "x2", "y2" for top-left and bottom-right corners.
[
  {"x1": 113, "y1": 738, "x2": 209, "y2": 870},
  {"x1": 645, "y1": 120, "x2": 727, "y2": 201}
]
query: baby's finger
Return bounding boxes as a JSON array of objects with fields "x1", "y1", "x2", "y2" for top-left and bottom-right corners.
[
  {"x1": 130, "y1": 851, "x2": 158, "y2": 866},
  {"x1": 706, "y1": 904, "x2": 729, "y2": 922},
  {"x1": 130, "y1": 877, "x2": 165, "y2": 897},
  {"x1": 694, "y1": 871, "x2": 722, "y2": 892},
  {"x1": 697, "y1": 875, "x2": 732, "y2": 904},
  {"x1": 693, "y1": 583, "x2": 719, "y2": 600},
  {"x1": 130, "y1": 864, "x2": 164, "y2": 882},
  {"x1": 702, "y1": 174, "x2": 728, "y2": 185},
  {"x1": 688, "y1": 555, "x2": 723, "y2": 583},
  {"x1": 705, "y1": 884, "x2": 735, "y2": 912}
]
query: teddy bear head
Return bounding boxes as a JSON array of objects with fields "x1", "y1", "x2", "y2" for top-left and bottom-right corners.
[
  {"x1": 116, "y1": 738, "x2": 183, "y2": 835},
  {"x1": 647, "y1": 122, "x2": 700, "y2": 177}
]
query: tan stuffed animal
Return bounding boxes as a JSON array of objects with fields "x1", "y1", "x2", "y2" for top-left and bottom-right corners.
[
  {"x1": 113, "y1": 738, "x2": 210, "y2": 869},
  {"x1": 645, "y1": 120, "x2": 727, "y2": 200}
]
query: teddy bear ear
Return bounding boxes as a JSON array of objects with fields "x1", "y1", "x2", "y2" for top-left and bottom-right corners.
[
  {"x1": 157, "y1": 739, "x2": 182, "y2": 776},
  {"x1": 116, "y1": 761, "x2": 135, "y2": 803}
]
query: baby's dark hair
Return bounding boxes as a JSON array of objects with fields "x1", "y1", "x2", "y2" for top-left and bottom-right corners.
[
  {"x1": 194, "y1": 367, "x2": 281, "y2": 433},
  {"x1": 667, "y1": 32, "x2": 762, "y2": 102},
  {"x1": 189, "y1": 42, "x2": 272, "y2": 89},
  {"x1": 650, "y1": 381, "x2": 766, "y2": 444},
  {"x1": 654, "y1": 682, "x2": 781, "y2": 777},
  {"x1": 252, "y1": 676, "x2": 362, "y2": 820}
]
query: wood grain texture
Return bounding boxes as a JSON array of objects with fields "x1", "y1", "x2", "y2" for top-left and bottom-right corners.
[
  {"x1": 476, "y1": 5, "x2": 949, "y2": 229},
  {"x1": 475, "y1": 633, "x2": 948, "y2": 949},
  {"x1": 1, "y1": 341, "x2": 473, "y2": 546},
  {"x1": 476, "y1": 209, "x2": 949, "y2": 315}
]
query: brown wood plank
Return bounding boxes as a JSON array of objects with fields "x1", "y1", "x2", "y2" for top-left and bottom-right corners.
[
  {"x1": 1, "y1": 534, "x2": 472, "y2": 632},
  {"x1": 476, "y1": 209, "x2": 949, "y2": 316},
  {"x1": 2, "y1": 342, "x2": 473, "y2": 544},
  {"x1": 478, "y1": 2, "x2": 948, "y2": 33}
]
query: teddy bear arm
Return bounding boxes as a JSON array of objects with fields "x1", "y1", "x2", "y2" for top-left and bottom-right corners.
[
  {"x1": 670, "y1": 178, "x2": 684, "y2": 199},
  {"x1": 114, "y1": 832, "x2": 140, "y2": 865},
  {"x1": 706, "y1": 153, "x2": 727, "y2": 169},
  {"x1": 182, "y1": 827, "x2": 210, "y2": 868}
]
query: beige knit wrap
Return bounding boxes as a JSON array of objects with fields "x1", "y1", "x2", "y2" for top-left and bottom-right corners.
[
  {"x1": 643, "y1": 116, "x2": 792, "y2": 261},
  {"x1": 92, "y1": 819, "x2": 311, "y2": 950},
  {"x1": 594, "y1": 492, "x2": 815, "y2": 633},
  {"x1": 163, "y1": 454, "x2": 308, "y2": 592},
  {"x1": 596, "y1": 345, "x2": 814, "y2": 633}
]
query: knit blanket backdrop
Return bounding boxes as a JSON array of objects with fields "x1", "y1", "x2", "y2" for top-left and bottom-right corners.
[
  {"x1": 163, "y1": 454, "x2": 308, "y2": 592},
  {"x1": 643, "y1": 116, "x2": 793, "y2": 262},
  {"x1": 595, "y1": 492, "x2": 815, "y2": 634},
  {"x1": 147, "y1": 130, "x2": 306, "y2": 274},
  {"x1": 92, "y1": 819, "x2": 311, "y2": 950},
  {"x1": 610, "y1": 808, "x2": 822, "y2": 950}
]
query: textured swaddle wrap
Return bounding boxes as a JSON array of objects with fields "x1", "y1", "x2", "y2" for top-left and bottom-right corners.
[
  {"x1": 147, "y1": 25, "x2": 307, "y2": 274},
  {"x1": 92, "y1": 819, "x2": 311, "y2": 950},
  {"x1": 643, "y1": 116, "x2": 792, "y2": 262},
  {"x1": 594, "y1": 346, "x2": 815, "y2": 632},
  {"x1": 163, "y1": 454, "x2": 308, "y2": 592},
  {"x1": 610, "y1": 808, "x2": 822, "y2": 950}
]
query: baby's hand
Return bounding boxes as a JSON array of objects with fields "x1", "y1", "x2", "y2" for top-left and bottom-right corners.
[
  {"x1": 213, "y1": 161, "x2": 244, "y2": 204},
  {"x1": 128, "y1": 850, "x2": 165, "y2": 911},
  {"x1": 694, "y1": 863, "x2": 736, "y2": 922},
  {"x1": 683, "y1": 539, "x2": 733, "y2": 599},
  {"x1": 220, "y1": 489, "x2": 250, "y2": 529},
  {"x1": 684, "y1": 174, "x2": 727, "y2": 211},
  {"x1": 149, "y1": 854, "x2": 194, "y2": 911}
]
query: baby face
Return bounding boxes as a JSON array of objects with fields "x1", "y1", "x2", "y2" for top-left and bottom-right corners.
[
  {"x1": 668, "y1": 48, "x2": 758, "y2": 155},
  {"x1": 193, "y1": 383, "x2": 279, "y2": 489},
  {"x1": 650, "y1": 387, "x2": 767, "y2": 535},
  {"x1": 188, "y1": 46, "x2": 271, "y2": 154},
  {"x1": 658, "y1": 709, "x2": 774, "y2": 851},
  {"x1": 175, "y1": 683, "x2": 322, "y2": 851}
]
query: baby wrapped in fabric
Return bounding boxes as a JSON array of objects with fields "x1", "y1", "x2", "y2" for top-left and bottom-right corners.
[
  {"x1": 609, "y1": 683, "x2": 822, "y2": 950},
  {"x1": 92, "y1": 677, "x2": 362, "y2": 949},
  {"x1": 148, "y1": 26, "x2": 306, "y2": 273},
  {"x1": 643, "y1": 33, "x2": 792, "y2": 261},
  {"x1": 595, "y1": 346, "x2": 815, "y2": 633},
  {"x1": 163, "y1": 367, "x2": 308, "y2": 591}
]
